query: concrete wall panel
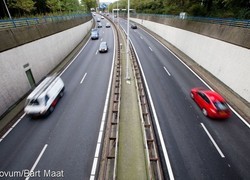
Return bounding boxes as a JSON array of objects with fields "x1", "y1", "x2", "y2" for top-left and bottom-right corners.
[
  {"x1": 0, "y1": 20, "x2": 92, "y2": 116},
  {"x1": 131, "y1": 18, "x2": 250, "y2": 103}
]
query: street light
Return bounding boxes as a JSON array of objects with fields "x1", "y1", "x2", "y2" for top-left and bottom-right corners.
[
  {"x1": 125, "y1": 0, "x2": 130, "y2": 80},
  {"x1": 3, "y1": 0, "x2": 12, "y2": 19}
]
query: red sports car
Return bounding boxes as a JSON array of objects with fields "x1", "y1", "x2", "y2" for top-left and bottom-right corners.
[{"x1": 190, "y1": 87, "x2": 231, "y2": 119}]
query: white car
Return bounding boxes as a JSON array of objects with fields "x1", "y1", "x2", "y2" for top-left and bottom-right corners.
[
  {"x1": 99, "y1": 42, "x2": 108, "y2": 53},
  {"x1": 106, "y1": 23, "x2": 111, "y2": 28},
  {"x1": 98, "y1": 23, "x2": 102, "y2": 28}
]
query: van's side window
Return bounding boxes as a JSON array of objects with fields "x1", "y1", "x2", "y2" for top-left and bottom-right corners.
[{"x1": 45, "y1": 95, "x2": 49, "y2": 105}]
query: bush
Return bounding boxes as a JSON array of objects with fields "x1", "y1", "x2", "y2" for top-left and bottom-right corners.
[{"x1": 188, "y1": 4, "x2": 206, "y2": 16}]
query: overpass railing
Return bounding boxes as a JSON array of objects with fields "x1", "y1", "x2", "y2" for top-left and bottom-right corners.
[
  {"x1": 0, "y1": 14, "x2": 91, "y2": 30},
  {"x1": 137, "y1": 13, "x2": 250, "y2": 28}
]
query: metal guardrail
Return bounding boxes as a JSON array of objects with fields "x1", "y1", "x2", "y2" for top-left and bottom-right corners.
[
  {"x1": 138, "y1": 13, "x2": 250, "y2": 28},
  {"x1": 0, "y1": 14, "x2": 91, "y2": 30}
]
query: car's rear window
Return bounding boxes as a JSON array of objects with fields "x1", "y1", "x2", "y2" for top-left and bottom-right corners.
[{"x1": 213, "y1": 101, "x2": 228, "y2": 111}]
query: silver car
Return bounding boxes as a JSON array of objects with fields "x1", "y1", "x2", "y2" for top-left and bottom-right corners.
[
  {"x1": 99, "y1": 42, "x2": 108, "y2": 53},
  {"x1": 106, "y1": 23, "x2": 111, "y2": 28},
  {"x1": 97, "y1": 23, "x2": 102, "y2": 28}
]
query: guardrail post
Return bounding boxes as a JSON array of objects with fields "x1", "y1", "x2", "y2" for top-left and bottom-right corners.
[{"x1": 12, "y1": 20, "x2": 16, "y2": 28}]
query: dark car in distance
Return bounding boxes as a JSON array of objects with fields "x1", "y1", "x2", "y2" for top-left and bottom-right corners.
[{"x1": 131, "y1": 23, "x2": 137, "y2": 29}]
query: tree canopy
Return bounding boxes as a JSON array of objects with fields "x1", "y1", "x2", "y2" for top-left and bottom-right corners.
[
  {"x1": 0, "y1": 0, "x2": 97, "y2": 19},
  {"x1": 108, "y1": 0, "x2": 250, "y2": 19}
]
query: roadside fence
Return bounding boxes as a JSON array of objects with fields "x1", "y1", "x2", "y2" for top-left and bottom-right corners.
[{"x1": 0, "y1": 14, "x2": 91, "y2": 30}]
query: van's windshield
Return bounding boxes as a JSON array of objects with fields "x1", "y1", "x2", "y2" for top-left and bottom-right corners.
[{"x1": 27, "y1": 99, "x2": 40, "y2": 106}]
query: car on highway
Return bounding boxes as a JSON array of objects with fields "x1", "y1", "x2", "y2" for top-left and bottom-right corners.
[
  {"x1": 24, "y1": 75, "x2": 65, "y2": 117},
  {"x1": 97, "y1": 18, "x2": 101, "y2": 22},
  {"x1": 106, "y1": 23, "x2": 111, "y2": 28},
  {"x1": 99, "y1": 42, "x2": 108, "y2": 53},
  {"x1": 97, "y1": 23, "x2": 102, "y2": 28},
  {"x1": 91, "y1": 28, "x2": 99, "y2": 40},
  {"x1": 190, "y1": 87, "x2": 231, "y2": 119},
  {"x1": 131, "y1": 23, "x2": 137, "y2": 29}
]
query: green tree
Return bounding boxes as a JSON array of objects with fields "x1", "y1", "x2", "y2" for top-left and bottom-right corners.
[
  {"x1": 83, "y1": 0, "x2": 97, "y2": 12},
  {"x1": 9, "y1": 0, "x2": 36, "y2": 14},
  {"x1": 46, "y1": 0, "x2": 61, "y2": 12},
  {"x1": 34, "y1": 0, "x2": 47, "y2": 14}
]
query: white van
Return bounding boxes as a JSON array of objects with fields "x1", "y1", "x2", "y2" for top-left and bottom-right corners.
[{"x1": 24, "y1": 75, "x2": 65, "y2": 117}]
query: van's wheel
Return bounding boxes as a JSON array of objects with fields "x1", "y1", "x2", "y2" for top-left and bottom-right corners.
[
  {"x1": 59, "y1": 91, "x2": 64, "y2": 97},
  {"x1": 202, "y1": 108, "x2": 208, "y2": 116},
  {"x1": 49, "y1": 106, "x2": 54, "y2": 113}
]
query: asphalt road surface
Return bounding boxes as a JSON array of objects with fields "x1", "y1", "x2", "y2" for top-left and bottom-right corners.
[
  {"x1": 0, "y1": 15, "x2": 114, "y2": 179},
  {"x1": 119, "y1": 19, "x2": 250, "y2": 180}
]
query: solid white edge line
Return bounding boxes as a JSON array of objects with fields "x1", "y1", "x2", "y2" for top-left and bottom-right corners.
[
  {"x1": 80, "y1": 73, "x2": 87, "y2": 84},
  {"x1": 139, "y1": 26, "x2": 249, "y2": 128},
  {"x1": 25, "y1": 144, "x2": 48, "y2": 180},
  {"x1": 128, "y1": 39, "x2": 175, "y2": 179},
  {"x1": 89, "y1": 24, "x2": 116, "y2": 180},
  {"x1": 121, "y1": 21, "x2": 175, "y2": 179},
  {"x1": 0, "y1": 113, "x2": 26, "y2": 142},
  {"x1": 228, "y1": 104, "x2": 250, "y2": 128},
  {"x1": 200, "y1": 123, "x2": 225, "y2": 158},
  {"x1": 164, "y1": 66, "x2": 171, "y2": 76}
]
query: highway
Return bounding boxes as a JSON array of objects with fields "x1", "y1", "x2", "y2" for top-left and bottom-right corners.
[
  {"x1": 119, "y1": 19, "x2": 250, "y2": 179},
  {"x1": 1, "y1": 14, "x2": 250, "y2": 180},
  {"x1": 0, "y1": 15, "x2": 114, "y2": 179}
]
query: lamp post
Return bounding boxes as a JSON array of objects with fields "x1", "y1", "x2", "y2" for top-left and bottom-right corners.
[
  {"x1": 125, "y1": 0, "x2": 130, "y2": 80},
  {"x1": 3, "y1": 0, "x2": 12, "y2": 19}
]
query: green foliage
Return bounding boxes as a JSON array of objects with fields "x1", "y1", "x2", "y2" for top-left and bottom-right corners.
[
  {"x1": 9, "y1": 0, "x2": 36, "y2": 13},
  {"x1": 3, "y1": 0, "x2": 248, "y2": 19},
  {"x1": 109, "y1": 0, "x2": 249, "y2": 19},
  {"x1": 4, "y1": 0, "x2": 92, "y2": 18},
  {"x1": 188, "y1": 4, "x2": 207, "y2": 16},
  {"x1": 83, "y1": 0, "x2": 97, "y2": 12},
  {"x1": 162, "y1": 4, "x2": 181, "y2": 15},
  {"x1": 46, "y1": 0, "x2": 61, "y2": 12}
]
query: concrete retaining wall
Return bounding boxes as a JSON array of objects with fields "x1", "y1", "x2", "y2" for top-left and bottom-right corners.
[
  {"x1": 131, "y1": 17, "x2": 250, "y2": 103},
  {"x1": 0, "y1": 16, "x2": 92, "y2": 52},
  {"x1": 0, "y1": 20, "x2": 93, "y2": 116}
]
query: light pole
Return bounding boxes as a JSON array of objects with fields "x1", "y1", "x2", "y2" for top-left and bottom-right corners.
[
  {"x1": 3, "y1": 0, "x2": 12, "y2": 19},
  {"x1": 125, "y1": 0, "x2": 130, "y2": 80},
  {"x1": 117, "y1": 1, "x2": 119, "y2": 23}
]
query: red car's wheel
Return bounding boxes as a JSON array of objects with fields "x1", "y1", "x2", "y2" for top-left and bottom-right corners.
[
  {"x1": 202, "y1": 108, "x2": 208, "y2": 116},
  {"x1": 190, "y1": 92, "x2": 194, "y2": 99}
]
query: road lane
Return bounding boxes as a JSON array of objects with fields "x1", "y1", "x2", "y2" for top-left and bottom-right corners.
[
  {"x1": 120, "y1": 19, "x2": 250, "y2": 179},
  {"x1": 0, "y1": 15, "x2": 114, "y2": 179}
]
